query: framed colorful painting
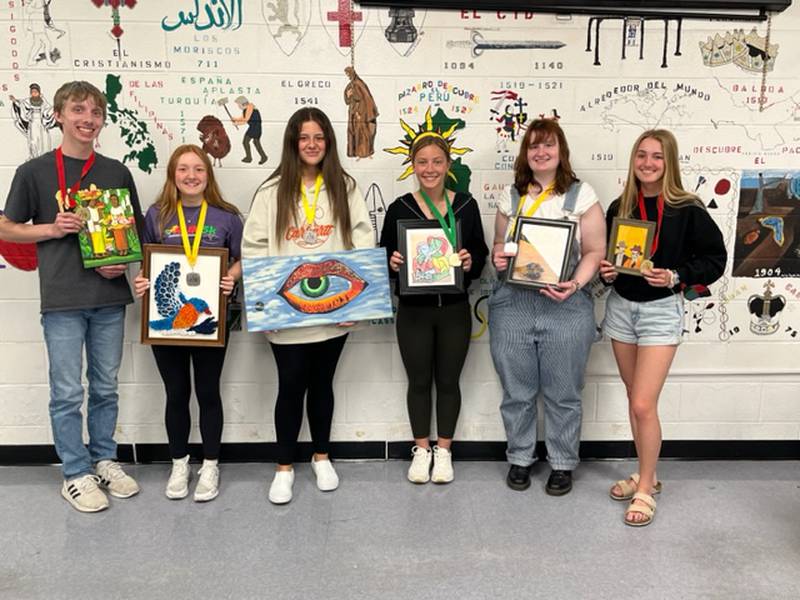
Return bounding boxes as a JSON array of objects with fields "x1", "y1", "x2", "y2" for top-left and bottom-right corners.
[
  {"x1": 397, "y1": 219, "x2": 464, "y2": 294},
  {"x1": 242, "y1": 248, "x2": 393, "y2": 332},
  {"x1": 140, "y1": 244, "x2": 228, "y2": 347},
  {"x1": 507, "y1": 217, "x2": 577, "y2": 288},
  {"x1": 75, "y1": 186, "x2": 142, "y2": 269},
  {"x1": 607, "y1": 217, "x2": 656, "y2": 276}
]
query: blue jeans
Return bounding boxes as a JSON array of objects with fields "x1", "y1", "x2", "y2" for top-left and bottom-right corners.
[{"x1": 41, "y1": 306, "x2": 125, "y2": 479}]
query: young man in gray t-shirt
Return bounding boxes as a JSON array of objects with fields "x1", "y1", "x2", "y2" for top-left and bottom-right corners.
[{"x1": 0, "y1": 81, "x2": 143, "y2": 513}]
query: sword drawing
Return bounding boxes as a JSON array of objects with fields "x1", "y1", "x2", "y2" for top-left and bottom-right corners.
[{"x1": 447, "y1": 31, "x2": 565, "y2": 58}]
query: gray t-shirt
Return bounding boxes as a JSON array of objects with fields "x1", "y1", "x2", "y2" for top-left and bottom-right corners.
[{"x1": 3, "y1": 150, "x2": 143, "y2": 312}]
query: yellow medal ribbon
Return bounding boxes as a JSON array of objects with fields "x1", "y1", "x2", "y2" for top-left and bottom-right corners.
[
  {"x1": 299, "y1": 174, "x2": 324, "y2": 226},
  {"x1": 177, "y1": 200, "x2": 207, "y2": 269},
  {"x1": 510, "y1": 182, "x2": 555, "y2": 237}
]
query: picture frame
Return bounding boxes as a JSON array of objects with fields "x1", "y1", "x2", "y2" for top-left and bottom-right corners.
[
  {"x1": 607, "y1": 217, "x2": 657, "y2": 277},
  {"x1": 397, "y1": 219, "x2": 464, "y2": 294},
  {"x1": 242, "y1": 248, "x2": 393, "y2": 332},
  {"x1": 75, "y1": 186, "x2": 142, "y2": 269},
  {"x1": 140, "y1": 244, "x2": 228, "y2": 347},
  {"x1": 507, "y1": 217, "x2": 577, "y2": 288}
]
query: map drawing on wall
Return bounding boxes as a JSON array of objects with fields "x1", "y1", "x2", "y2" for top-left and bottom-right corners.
[
  {"x1": 732, "y1": 170, "x2": 800, "y2": 278},
  {"x1": 446, "y1": 30, "x2": 565, "y2": 59},
  {"x1": 105, "y1": 74, "x2": 158, "y2": 174},
  {"x1": 24, "y1": 0, "x2": 64, "y2": 66},
  {"x1": 0, "y1": 212, "x2": 37, "y2": 271},
  {"x1": 321, "y1": 0, "x2": 368, "y2": 56},
  {"x1": 344, "y1": 67, "x2": 378, "y2": 159},
  {"x1": 377, "y1": 8, "x2": 426, "y2": 57},
  {"x1": 384, "y1": 107, "x2": 473, "y2": 194},
  {"x1": 10, "y1": 83, "x2": 57, "y2": 160},
  {"x1": 699, "y1": 28, "x2": 778, "y2": 73},
  {"x1": 489, "y1": 89, "x2": 528, "y2": 154},
  {"x1": 197, "y1": 115, "x2": 231, "y2": 167},
  {"x1": 586, "y1": 16, "x2": 683, "y2": 68},
  {"x1": 262, "y1": 0, "x2": 311, "y2": 56}
]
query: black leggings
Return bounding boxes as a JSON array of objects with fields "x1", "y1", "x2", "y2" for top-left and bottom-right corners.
[
  {"x1": 151, "y1": 343, "x2": 229, "y2": 460},
  {"x1": 270, "y1": 333, "x2": 348, "y2": 465},
  {"x1": 396, "y1": 301, "x2": 472, "y2": 439}
]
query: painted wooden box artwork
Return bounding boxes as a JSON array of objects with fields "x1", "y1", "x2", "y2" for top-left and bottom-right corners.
[
  {"x1": 242, "y1": 248, "x2": 394, "y2": 332},
  {"x1": 75, "y1": 186, "x2": 142, "y2": 269}
]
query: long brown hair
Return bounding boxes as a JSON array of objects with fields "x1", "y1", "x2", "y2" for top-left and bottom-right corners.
[
  {"x1": 264, "y1": 108, "x2": 355, "y2": 248},
  {"x1": 618, "y1": 129, "x2": 703, "y2": 218},
  {"x1": 513, "y1": 119, "x2": 577, "y2": 196},
  {"x1": 155, "y1": 144, "x2": 240, "y2": 240}
]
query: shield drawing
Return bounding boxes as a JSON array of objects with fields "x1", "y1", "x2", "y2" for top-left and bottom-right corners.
[
  {"x1": 261, "y1": 0, "x2": 311, "y2": 57},
  {"x1": 319, "y1": 0, "x2": 369, "y2": 56},
  {"x1": 376, "y1": 8, "x2": 426, "y2": 57}
]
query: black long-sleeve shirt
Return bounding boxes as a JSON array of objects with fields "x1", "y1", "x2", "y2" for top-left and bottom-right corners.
[
  {"x1": 379, "y1": 192, "x2": 488, "y2": 307},
  {"x1": 606, "y1": 196, "x2": 727, "y2": 302}
]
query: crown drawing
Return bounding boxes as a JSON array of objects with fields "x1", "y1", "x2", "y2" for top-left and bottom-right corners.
[
  {"x1": 747, "y1": 279, "x2": 786, "y2": 335},
  {"x1": 699, "y1": 28, "x2": 778, "y2": 72}
]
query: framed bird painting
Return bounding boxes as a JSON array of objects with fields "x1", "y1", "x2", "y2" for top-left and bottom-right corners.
[{"x1": 140, "y1": 244, "x2": 229, "y2": 347}]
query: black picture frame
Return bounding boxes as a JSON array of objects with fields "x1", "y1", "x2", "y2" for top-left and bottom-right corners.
[
  {"x1": 397, "y1": 219, "x2": 465, "y2": 294},
  {"x1": 607, "y1": 217, "x2": 657, "y2": 277},
  {"x1": 507, "y1": 217, "x2": 577, "y2": 288}
]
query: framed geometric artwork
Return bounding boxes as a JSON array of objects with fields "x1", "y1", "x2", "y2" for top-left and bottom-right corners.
[
  {"x1": 242, "y1": 248, "x2": 393, "y2": 332},
  {"x1": 397, "y1": 219, "x2": 464, "y2": 295},
  {"x1": 507, "y1": 217, "x2": 577, "y2": 288},
  {"x1": 140, "y1": 244, "x2": 228, "y2": 347},
  {"x1": 607, "y1": 217, "x2": 657, "y2": 277}
]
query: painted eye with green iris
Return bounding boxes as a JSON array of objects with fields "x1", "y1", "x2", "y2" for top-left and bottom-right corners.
[{"x1": 278, "y1": 259, "x2": 368, "y2": 314}]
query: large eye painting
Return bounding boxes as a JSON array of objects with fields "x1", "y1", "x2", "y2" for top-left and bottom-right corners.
[{"x1": 278, "y1": 259, "x2": 368, "y2": 314}]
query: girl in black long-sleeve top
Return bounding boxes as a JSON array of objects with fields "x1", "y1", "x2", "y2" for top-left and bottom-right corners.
[
  {"x1": 599, "y1": 129, "x2": 726, "y2": 527},
  {"x1": 379, "y1": 135, "x2": 488, "y2": 484}
]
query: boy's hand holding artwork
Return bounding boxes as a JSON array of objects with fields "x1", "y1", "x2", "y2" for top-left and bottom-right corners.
[{"x1": 50, "y1": 211, "x2": 83, "y2": 238}]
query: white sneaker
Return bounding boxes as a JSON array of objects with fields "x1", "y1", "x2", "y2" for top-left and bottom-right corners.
[
  {"x1": 311, "y1": 457, "x2": 339, "y2": 492},
  {"x1": 268, "y1": 469, "x2": 294, "y2": 505},
  {"x1": 431, "y1": 445, "x2": 454, "y2": 484},
  {"x1": 407, "y1": 446, "x2": 432, "y2": 484},
  {"x1": 194, "y1": 460, "x2": 219, "y2": 502},
  {"x1": 61, "y1": 475, "x2": 109, "y2": 513},
  {"x1": 165, "y1": 455, "x2": 191, "y2": 500},
  {"x1": 95, "y1": 460, "x2": 140, "y2": 498}
]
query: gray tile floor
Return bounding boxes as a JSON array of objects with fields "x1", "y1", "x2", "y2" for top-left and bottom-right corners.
[{"x1": 2, "y1": 460, "x2": 799, "y2": 600}]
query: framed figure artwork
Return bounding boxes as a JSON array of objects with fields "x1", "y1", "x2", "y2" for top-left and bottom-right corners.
[
  {"x1": 140, "y1": 244, "x2": 228, "y2": 347},
  {"x1": 507, "y1": 217, "x2": 577, "y2": 288},
  {"x1": 242, "y1": 247, "x2": 393, "y2": 332},
  {"x1": 397, "y1": 219, "x2": 464, "y2": 294},
  {"x1": 607, "y1": 217, "x2": 657, "y2": 276},
  {"x1": 74, "y1": 186, "x2": 142, "y2": 268}
]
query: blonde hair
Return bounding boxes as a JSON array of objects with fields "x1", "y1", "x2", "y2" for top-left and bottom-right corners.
[{"x1": 618, "y1": 129, "x2": 703, "y2": 218}]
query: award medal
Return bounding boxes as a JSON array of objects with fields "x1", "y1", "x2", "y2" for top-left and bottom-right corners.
[
  {"x1": 510, "y1": 182, "x2": 555, "y2": 238},
  {"x1": 299, "y1": 174, "x2": 323, "y2": 245},
  {"x1": 637, "y1": 190, "x2": 664, "y2": 274},
  {"x1": 177, "y1": 200, "x2": 208, "y2": 287},
  {"x1": 419, "y1": 189, "x2": 460, "y2": 268},
  {"x1": 54, "y1": 146, "x2": 96, "y2": 213}
]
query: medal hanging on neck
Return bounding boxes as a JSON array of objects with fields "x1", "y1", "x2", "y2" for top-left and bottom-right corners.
[
  {"x1": 636, "y1": 188, "x2": 664, "y2": 274},
  {"x1": 54, "y1": 146, "x2": 96, "y2": 212},
  {"x1": 506, "y1": 182, "x2": 555, "y2": 254},
  {"x1": 177, "y1": 200, "x2": 207, "y2": 286},
  {"x1": 299, "y1": 174, "x2": 323, "y2": 245},
  {"x1": 419, "y1": 189, "x2": 461, "y2": 267}
]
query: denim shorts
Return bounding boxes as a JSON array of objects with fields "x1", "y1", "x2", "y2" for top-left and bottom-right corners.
[{"x1": 602, "y1": 289, "x2": 684, "y2": 346}]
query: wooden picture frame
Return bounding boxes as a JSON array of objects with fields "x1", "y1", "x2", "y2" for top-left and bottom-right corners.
[
  {"x1": 507, "y1": 217, "x2": 577, "y2": 288},
  {"x1": 141, "y1": 244, "x2": 228, "y2": 347},
  {"x1": 397, "y1": 219, "x2": 465, "y2": 295},
  {"x1": 607, "y1": 217, "x2": 657, "y2": 277}
]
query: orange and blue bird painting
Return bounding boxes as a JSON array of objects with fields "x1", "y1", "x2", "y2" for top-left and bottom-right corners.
[{"x1": 150, "y1": 261, "x2": 218, "y2": 335}]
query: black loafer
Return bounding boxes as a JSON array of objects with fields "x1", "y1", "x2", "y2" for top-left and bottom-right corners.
[
  {"x1": 545, "y1": 469, "x2": 573, "y2": 496},
  {"x1": 506, "y1": 464, "x2": 531, "y2": 491}
]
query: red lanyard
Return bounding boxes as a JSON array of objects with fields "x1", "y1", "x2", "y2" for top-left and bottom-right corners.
[
  {"x1": 55, "y1": 146, "x2": 95, "y2": 212},
  {"x1": 637, "y1": 189, "x2": 664, "y2": 256}
]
